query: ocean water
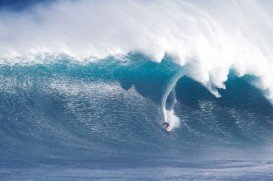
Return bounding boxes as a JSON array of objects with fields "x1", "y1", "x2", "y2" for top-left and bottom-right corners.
[
  {"x1": 1, "y1": 55, "x2": 273, "y2": 180},
  {"x1": 1, "y1": 0, "x2": 273, "y2": 180}
]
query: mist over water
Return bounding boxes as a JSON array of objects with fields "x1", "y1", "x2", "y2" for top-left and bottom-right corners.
[{"x1": 1, "y1": 0, "x2": 273, "y2": 180}]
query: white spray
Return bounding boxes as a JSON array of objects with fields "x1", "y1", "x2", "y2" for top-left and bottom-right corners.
[{"x1": 161, "y1": 70, "x2": 185, "y2": 131}]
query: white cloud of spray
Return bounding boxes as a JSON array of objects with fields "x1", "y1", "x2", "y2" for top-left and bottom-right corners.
[{"x1": 1, "y1": 0, "x2": 273, "y2": 101}]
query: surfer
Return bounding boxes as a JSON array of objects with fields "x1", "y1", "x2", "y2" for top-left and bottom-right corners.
[{"x1": 162, "y1": 122, "x2": 171, "y2": 132}]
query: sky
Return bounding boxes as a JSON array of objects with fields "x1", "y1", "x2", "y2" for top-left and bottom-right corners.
[{"x1": 0, "y1": 0, "x2": 52, "y2": 10}]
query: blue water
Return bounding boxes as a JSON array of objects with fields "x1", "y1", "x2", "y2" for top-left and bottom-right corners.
[{"x1": 0, "y1": 54, "x2": 273, "y2": 180}]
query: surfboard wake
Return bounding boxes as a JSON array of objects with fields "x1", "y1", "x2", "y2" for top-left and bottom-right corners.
[{"x1": 161, "y1": 70, "x2": 184, "y2": 132}]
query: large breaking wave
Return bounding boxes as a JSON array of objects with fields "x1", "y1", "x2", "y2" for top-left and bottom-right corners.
[
  {"x1": 1, "y1": 1, "x2": 273, "y2": 179},
  {"x1": 1, "y1": 55, "x2": 273, "y2": 161}
]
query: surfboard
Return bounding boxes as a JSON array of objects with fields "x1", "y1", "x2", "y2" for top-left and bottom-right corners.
[{"x1": 165, "y1": 126, "x2": 171, "y2": 132}]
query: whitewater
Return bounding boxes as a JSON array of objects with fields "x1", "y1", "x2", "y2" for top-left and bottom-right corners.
[{"x1": 1, "y1": 0, "x2": 273, "y2": 180}]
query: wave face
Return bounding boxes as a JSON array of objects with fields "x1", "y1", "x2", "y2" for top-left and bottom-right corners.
[
  {"x1": 1, "y1": 55, "x2": 273, "y2": 179},
  {"x1": 1, "y1": 0, "x2": 273, "y2": 180}
]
